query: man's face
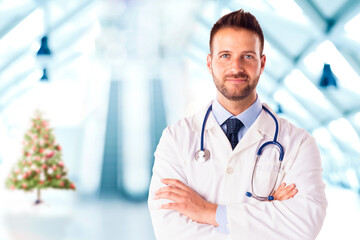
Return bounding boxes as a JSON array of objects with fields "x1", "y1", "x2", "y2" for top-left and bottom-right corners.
[{"x1": 207, "y1": 27, "x2": 266, "y2": 102}]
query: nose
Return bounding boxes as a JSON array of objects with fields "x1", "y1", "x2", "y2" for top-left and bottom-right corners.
[{"x1": 230, "y1": 58, "x2": 244, "y2": 73}]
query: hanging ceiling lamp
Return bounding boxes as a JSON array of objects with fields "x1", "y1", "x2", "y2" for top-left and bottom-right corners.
[
  {"x1": 40, "y1": 68, "x2": 49, "y2": 82},
  {"x1": 319, "y1": 63, "x2": 338, "y2": 88},
  {"x1": 37, "y1": 36, "x2": 52, "y2": 56},
  {"x1": 36, "y1": 35, "x2": 52, "y2": 81}
]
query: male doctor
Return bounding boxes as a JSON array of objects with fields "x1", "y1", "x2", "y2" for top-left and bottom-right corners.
[{"x1": 148, "y1": 9, "x2": 327, "y2": 240}]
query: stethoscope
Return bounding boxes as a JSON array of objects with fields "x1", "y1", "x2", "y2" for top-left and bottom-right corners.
[{"x1": 194, "y1": 104, "x2": 284, "y2": 201}]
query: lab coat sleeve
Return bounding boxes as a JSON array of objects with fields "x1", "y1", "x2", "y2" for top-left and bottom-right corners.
[
  {"x1": 148, "y1": 128, "x2": 225, "y2": 240},
  {"x1": 226, "y1": 133, "x2": 327, "y2": 240}
]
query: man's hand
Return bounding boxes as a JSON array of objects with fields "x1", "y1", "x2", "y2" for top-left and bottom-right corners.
[
  {"x1": 154, "y1": 179, "x2": 298, "y2": 227},
  {"x1": 273, "y1": 182, "x2": 298, "y2": 200},
  {"x1": 154, "y1": 179, "x2": 219, "y2": 226}
]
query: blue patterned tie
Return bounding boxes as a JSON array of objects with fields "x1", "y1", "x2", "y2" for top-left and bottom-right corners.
[{"x1": 225, "y1": 118, "x2": 243, "y2": 150}]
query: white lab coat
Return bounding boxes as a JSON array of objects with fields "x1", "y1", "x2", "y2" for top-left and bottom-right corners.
[{"x1": 148, "y1": 102, "x2": 327, "y2": 240}]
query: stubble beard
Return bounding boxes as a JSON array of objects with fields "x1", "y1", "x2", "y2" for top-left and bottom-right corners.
[{"x1": 213, "y1": 73, "x2": 259, "y2": 101}]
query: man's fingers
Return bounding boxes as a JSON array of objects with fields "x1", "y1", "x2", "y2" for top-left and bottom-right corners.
[
  {"x1": 155, "y1": 191, "x2": 182, "y2": 202},
  {"x1": 273, "y1": 183, "x2": 298, "y2": 201},
  {"x1": 278, "y1": 188, "x2": 298, "y2": 200},
  {"x1": 161, "y1": 179, "x2": 187, "y2": 190},
  {"x1": 279, "y1": 185, "x2": 297, "y2": 200},
  {"x1": 278, "y1": 182, "x2": 286, "y2": 190},
  {"x1": 160, "y1": 202, "x2": 185, "y2": 211},
  {"x1": 155, "y1": 185, "x2": 185, "y2": 196},
  {"x1": 160, "y1": 202, "x2": 176, "y2": 210},
  {"x1": 154, "y1": 179, "x2": 193, "y2": 204},
  {"x1": 277, "y1": 184, "x2": 295, "y2": 199},
  {"x1": 289, "y1": 188, "x2": 298, "y2": 198},
  {"x1": 273, "y1": 182, "x2": 286, "y2": 199},
  {"x1": 274, "y1": 182, "x2": 286, "y2": 192},
  {"x1": 283, "y1": 184, "x2": 296, "y2": 193}
]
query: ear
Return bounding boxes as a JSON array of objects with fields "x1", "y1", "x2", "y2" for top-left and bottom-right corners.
[
  {"x1": 260, "y1": 54, "x2": 266, "y2": 74},
  {"x1": 207, "y1": 54, "x2": 213, "y2": 74}
]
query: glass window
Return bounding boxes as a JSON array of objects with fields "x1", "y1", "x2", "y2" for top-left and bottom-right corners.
[
  {"x1": 344, "y1": 12, "x2": 360, "y2": 42},
  {"x1": 314, "y1": 41, "x2": 360, "y2": 93},
  {"x1": 329, "y1": 118, "x2": 360, "y2": 153},
  {"x1": 273, "y1": 88, "x2": 317, "y2": 129},
  {"x1": 284, "y1": 69, "x2": 340, "y2": 120},
  {"x1": 266, "y1": 0, "x2": 308, "y2": 23}
]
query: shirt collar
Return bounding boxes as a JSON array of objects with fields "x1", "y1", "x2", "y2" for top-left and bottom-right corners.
[{"x1": 212, "y1": 96, "x2": 262, "y2": 129}]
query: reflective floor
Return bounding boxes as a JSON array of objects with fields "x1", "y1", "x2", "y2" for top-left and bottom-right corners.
[
  {"x1": 0, "y1": 183, "x2": 359, "y2": 240},
  {"x1": 0, "y1": 192, "x2": 156, "y2": 240}
]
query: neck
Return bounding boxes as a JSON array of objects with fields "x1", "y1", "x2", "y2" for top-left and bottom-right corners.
[{"x1": 217, "y1": 92, "x2": 257, "y2": 116}]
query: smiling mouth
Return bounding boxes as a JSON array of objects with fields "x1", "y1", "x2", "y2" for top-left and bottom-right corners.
[
  {"x1": 225, "y1": 73, "x2": 248, "y2": 82},
  {"x1": 226, "y1": 77, "x2": 247, "y2": 82}
]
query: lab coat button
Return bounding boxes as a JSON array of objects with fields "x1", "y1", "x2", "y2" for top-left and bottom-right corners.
[{"x1": 226, "y1": 167, "x2": 234, "y2": 174}]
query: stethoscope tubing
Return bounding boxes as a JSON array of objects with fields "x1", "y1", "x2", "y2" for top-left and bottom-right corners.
[
  {"x1": 200, "y1": 105, "x2": 212, "y2": 151},
  {"x1": 197, "y1": 104, "x2": 284, "y2": 201}
]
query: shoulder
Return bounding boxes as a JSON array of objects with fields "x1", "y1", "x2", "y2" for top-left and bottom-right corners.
[
  {"x1": 168, "y1": 115, "x2": 193, "y2": 132},
  {"x1": 277, "y1": 115, "x2": 317, "y2": 157},
  {"x1": 155, "y1": 111, "x2": 200, "y2": 160},
  {"x1": 165, "y1": 112, "x2": 198, "y2": 142},
  {"x1": 278, "y1": 116, "x2": 308, "y2": 138},
  {"x1": 164, "y1": 103, "x2": 210, "y2": 140},
  {"x1": 260, "y1": 103, "x2": 313, "y2": 145}
]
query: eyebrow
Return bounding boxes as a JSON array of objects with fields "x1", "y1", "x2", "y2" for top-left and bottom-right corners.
[
  {"x1": 242, "y1": 51, "x2": 257, "y2": 55},
  {"x1": 217, "y1": 50, "x2": 257, "y2": 56},
  {"x1": 217, "y1": 50, "x2": 231, "y2": 56}
]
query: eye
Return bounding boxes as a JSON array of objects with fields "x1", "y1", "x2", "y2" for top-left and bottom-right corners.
[
  {"x1": 220, "y1": 54, "x2": 230, "y2": 59},
  {"x1": 244, "y1": 54, "x2": 253, "y2": 59}
]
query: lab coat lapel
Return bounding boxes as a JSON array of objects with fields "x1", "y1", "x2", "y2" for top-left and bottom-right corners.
[
  {"x1": 207, "y1": 113, "x2": 233, "y2": 157},
  {"x1": 192, "y1": 102, "x2": 233, "y2": 156},
  {"x1": 192, "y1": 102, "x2": 216, "y2": 132},
  {"x1": 192, "y1": 102, "x2": 278, "y2": 157},
  {"x1": 232, "y1": 103, "x2": 276, "y2": 155}
]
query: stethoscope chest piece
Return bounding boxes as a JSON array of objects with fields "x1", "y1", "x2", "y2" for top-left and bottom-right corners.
[{"x1": 195, "y1": 149, "x2": 210, "y2": 162}]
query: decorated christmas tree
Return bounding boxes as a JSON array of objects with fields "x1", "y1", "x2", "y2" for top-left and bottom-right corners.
[{"x1": 5, "y1": 110, "x2": 75, "y2": 204}]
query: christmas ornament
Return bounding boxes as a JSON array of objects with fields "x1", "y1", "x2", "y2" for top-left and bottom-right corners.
[
  {"x1": 47, "y1": 168, "x2": 53, "y2": 175},
  {"x1": 46, "y1": 151, "x2": 54, "y2": 158},
  {"x1": 40, "y1": 173, "x2": 45, "y2": 181}
]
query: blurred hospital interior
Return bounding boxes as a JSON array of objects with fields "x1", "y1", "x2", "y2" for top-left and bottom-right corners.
[{"x1": 0, "y1": 0, "x2": 360, "y2": 239}]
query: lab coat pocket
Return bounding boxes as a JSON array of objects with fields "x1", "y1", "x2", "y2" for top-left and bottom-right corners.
[
  {"x1": 251, "y1": 147, "x2": 282, "y2": 197},
  {"x1": 186, "y1": 160, "x2": 224, "y2": 200},
  {"x1": 252, "y1": 166, "x2": 280, "y2": 197}
]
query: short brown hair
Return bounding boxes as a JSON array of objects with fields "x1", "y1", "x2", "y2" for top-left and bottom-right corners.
[{"x1": 209, "y1": 9, "x2": 264, "y2": 54}]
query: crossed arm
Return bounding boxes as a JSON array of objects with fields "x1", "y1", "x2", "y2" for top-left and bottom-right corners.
[
  {"x1": 149, "y1": 128, "x2": 327, "y2": 239},
  {"x1": 154, "y1": 179, "x2": 297, "y2": 226}
]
